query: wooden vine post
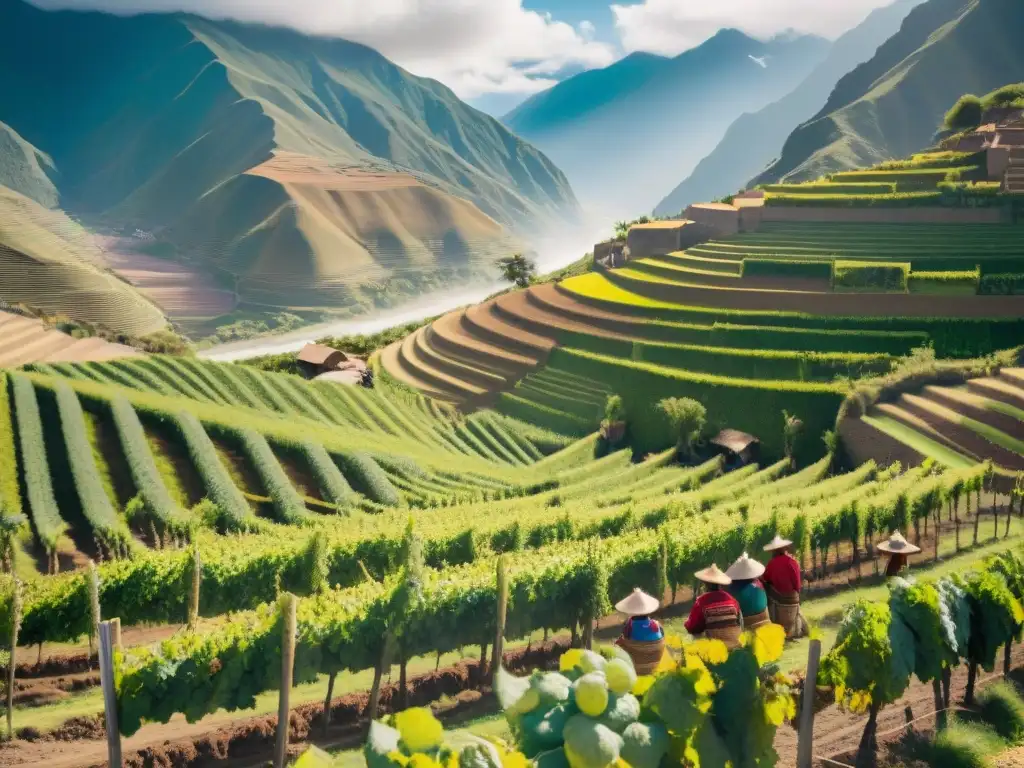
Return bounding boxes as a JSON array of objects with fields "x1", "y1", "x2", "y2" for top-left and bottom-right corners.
[
  {"x1": 98, "y1": 620, "x2": 122, "y2": 766},
  {"x1": 188, "y1": 542, "x2": 201, "y2": 631},
  {"x1": 6, "y1": 577, "x2": 22, "y2": 740},
  {"x1": 490, "y1": 555, "x2": 509, "y2": 681},
  {"x1": 275, "y1": 593, "x2": 297, "y2": 768},
  {"x1": 796, "y1": 638, "x2": 821, "y2": 768},
  {"x1": 88, "y1": 560, "x2": 101, "y2": 662}
]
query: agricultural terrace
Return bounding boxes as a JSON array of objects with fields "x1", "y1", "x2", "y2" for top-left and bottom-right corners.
[
  {"x1": 0, "y1": 309, "x2": 140, "y2": 368},
  {"x1": 759, "y1": 149, "x2": 1008, "y2": 208},
  {"x1": 842, "y1": 366, "x2": 1024, "y2": 482},
  {"x1": 380, "y1": 218, "x2": 1024, "y2": 463}
]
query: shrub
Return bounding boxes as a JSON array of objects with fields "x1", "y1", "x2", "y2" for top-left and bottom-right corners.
[
  {"x1": 945, "y1": 94, "x2": 984, "y2": 131},
  {"x1": 332, "y1": 451, "x2": 400, "y2": 506},
  {"x1": 833, "y1": 261, "x2": 909, "y2": 293},
  {"x1": 981, "y1": 83, "x2": 1024, "y2": 111},
  {"x1": 604, "y1": 395, "x2": 626, "y2": 423},
  {"x1": 979, "y1": 274, "x2": 1024, "y2": 295},
  {"x1": 760, "y1": 182, "x2": 896, "y2": 195},
  {"x1": 927, "y1": 721, "x2": 1004, "y2": 768},
  {"x1": 741, "y1": 259, "x2": 834, "y2": 280},
  {"x1": 234, "y1": 428, "x2": 310, "y2": 525},
  {"x1": 908, "y1": 269, "x2": 980, "y2": 296},
  {"x1": 657, "y1": 397, "x2": 706, "y2": 458},
  {"x1": 977, "y1": 682, "x2": 1024, "y2": 744},
  {"x1": 764, "y1": 191, "x2": 944, "y2": 207}
]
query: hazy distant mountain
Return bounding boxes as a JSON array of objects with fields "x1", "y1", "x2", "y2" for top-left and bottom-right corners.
[
  {"x1": 0, "y1": 121, "x2": 58, "y2": 209},
  {"x1": 0, "y1": 0, "x2": 579, "y2": 316},
  {"x1": 504, "y1": 29, "x2": 831, "y2": 218},
  {"x1": 655, "y1": 0, "x2": 923, "y2": 216},
  {"x1": 753, "y1": 0, "x2": 1024, "y2": 185}
]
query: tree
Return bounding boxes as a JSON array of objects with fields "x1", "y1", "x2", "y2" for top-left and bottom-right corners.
[
  {"x1": 658, "y1": 397, "x2": 706, "y2": 459},
  {"x1": 944, "y1": 94, "x2": 983, "y2": 131},
  {"x1": 783, "y1": 411, "x2": 804, "y2": 467},
  {"x1": 604, "y1": 394, "x2": 626, "y2": 423},
  {"x1": 495, "y1": 254, "x2": 536, "y2": 289}
]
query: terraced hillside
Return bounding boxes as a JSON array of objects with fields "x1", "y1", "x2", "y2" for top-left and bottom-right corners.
[
  {"x1": 380, "y1": 219, "x2": 1024, "y2": 461},
  {"x1": 0, "y1": 310, "x2": 140, "y2": 367},
  {"x1": 842, "y1": 368, "x2": 1024, "y2": 478}
]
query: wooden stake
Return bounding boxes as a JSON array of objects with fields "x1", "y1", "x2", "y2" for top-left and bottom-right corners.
[
  {"x1": 490, "y1": 556, "x2": 509, "y2": 681},
  {"x1": 6, "y1": 578, "x2": 22, "y2": 740},
  {"x1": 98, "y1": 621, "x2": 122, "y2": 766},
  {"x1": 797, "y1": 639, "x2": 821, "y2": 768},
  {"x1": 275, "y1": 594, "x2": 297, "y2": 768},
  {"x1": 111, "y1": 617, "x2": 121, "y2": 651},
  {"x1": 188, "y1": 543, "x2": 201, "y2": 631}
]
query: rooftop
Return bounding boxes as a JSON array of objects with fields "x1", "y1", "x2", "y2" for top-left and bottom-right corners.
[
  {"x1": 629, "y1": 220, "x2": 689, "y2": 230},
  {"x1": 710, "y1": 429, "x2": 759, "y2": 454},
  {"x1": 298, "y1": 343, "x2": 346, "y2": 365}
]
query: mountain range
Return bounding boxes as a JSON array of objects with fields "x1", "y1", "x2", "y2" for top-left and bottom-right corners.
[
  {"x1": 654, "y1": 0, "x2": 924, "y2": 215},
  {"x1": 0, "y1": 0, "x2": 579, "y2": 328},
  {"x1": 504, "y1": 29, "x2": 832, "y2": 218},
  {"x1": 753, "y1": 0, "x2": 1024, "y2": 184}
]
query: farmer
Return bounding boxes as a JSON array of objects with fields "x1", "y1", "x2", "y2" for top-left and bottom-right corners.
[
  {"x1": 762, "y1": 535, "x2": 806, "y2": 638},
  {"x1": 614, "y1": 588, "x2": 665, "y2": 675},
  {"x1": 615, "y1": 588, "x2": 664, "y2": 641},
  {"x1": 685, "y1": 564, "x2": 742, "y2": 648},
  {"x1": 878, "y1": 532, "x2": 921, "y2": 577},
  {"x1": 726, "y1": 553, "x2": 770, "y2": 629}
]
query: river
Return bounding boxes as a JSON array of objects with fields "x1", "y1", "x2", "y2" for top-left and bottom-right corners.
[{"x1": 198, "y1": 228, "x2": 602, "y2": 361}]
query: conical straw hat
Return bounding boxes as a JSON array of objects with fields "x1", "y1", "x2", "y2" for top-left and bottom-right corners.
[
  {"x1": 694, "y1": 564, "x2": 732, "y2": 586},
  {"x1": 615, "y1": 588, "x2": 660, "y2": 616},
  {"x1": 876, "y1": 531, "x2": 921, "y2": 555},
  {"x1": 763, "y1": 535, "x2": 793, "y2": 552},
  {"x1": 726, "y1": 552, "x2": 766, "y2": 580}
]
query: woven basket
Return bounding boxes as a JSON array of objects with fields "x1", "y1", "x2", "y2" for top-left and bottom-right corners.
[
  {"x1": 767, "y1": 588, "x2": 802, "y2": 638},
  {"x1": 704, "y1": 603, "x2": 742, "y2": 649},
  {"x1": 743, "y1": 609, "x2": 771, "y2": 630},
  {"x1": 616, "y1": 636, "x2": 666, "y2": 675}
]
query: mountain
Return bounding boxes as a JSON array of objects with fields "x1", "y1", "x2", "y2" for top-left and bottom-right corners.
[
  {"x1": 0, "y1": 186, "x2": 167, "y2": 335},
  {"x1": 503, "y1": 30, "x2": 831, "y2": 219},
  {"x1": 753, "y1": 0, "x2": 1024, "y2": 185},
  {"x1": 0, "y1": 121, "x2": 58, "y2": 209},
  {"x1": 0, "y1": 0, "x2": 579, "y2": 318},
  {"x1": 654, "y1": 0, "x2": 923, "y2": 216}
]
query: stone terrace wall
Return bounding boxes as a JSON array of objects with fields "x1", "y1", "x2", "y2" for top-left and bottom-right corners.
[
  {"x1": 760, "y1": 207, "x2": 1008, "y2": 224},
  {"x1": 627, "y1": 221, "x2": 718, "y2": 259},
  {"x1": 685, "y1": 203, "x2": 740, "y2": 237}
]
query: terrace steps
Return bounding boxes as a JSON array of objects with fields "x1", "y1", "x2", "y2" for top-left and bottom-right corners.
[
  {"x1": 397, "y1": 328, "x2": 488, "y2": 402},
  {"x1": 491, "y1": 289, "x2": 633, "y2": 344},
  {"x1": 872, "y1": 402, "x2": 980, "y2": 462},
  {"x1": 630, "y1": 258, "x2": 744, "y2": 287},
  {"x1": 898, "y1": 392, "x2": 1024, "y2": 470},
  {"x1": 461, "y1": 302, "x2": 555, "y2": 360},
  {"x1": 411, "y1": 325, "x2": 509, "y2": 390},
  {"x1": 967, "y1": 377, "x2": 1024, "y2": 410},
  {"x1": 661, "y1": 251, "x2": 743, "y2": 274},
  {"x1": 426, "y1": 310, "x2": 537, "y2": 375},
  {"x1": 0, "y1": 328, "x2": 78, "y2": 367},
  {"x1": 918, "y1": 386, "x2": 1023, "y2": 442},
  {"x1": 379, "y1": 337, "x2": 459, "y2": 404}
]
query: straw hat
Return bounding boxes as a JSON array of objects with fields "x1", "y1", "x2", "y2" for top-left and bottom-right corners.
[
  {"x1": 726, "y1": 552, "x2": 766, "y2": 581},
  {"x1": 615, "y1": 588, "x2": 660, "y2": 616},
  {"x1": 694, "y1": 564, "x2": 732, "y2": 586},
  {"x1": 763, "y1": 535, "x2": 793, "y2": 552},
  {"x1": 876, "y1": 532, "x2": 921, "y2": 555}
]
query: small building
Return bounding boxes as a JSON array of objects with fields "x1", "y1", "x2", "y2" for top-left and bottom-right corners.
[
  {"x1": 709, "y1": 429, "x2": 760, "y2": 468},
  {"x1": 297, "y1": 343, "x2": 347, "y2": 376}
]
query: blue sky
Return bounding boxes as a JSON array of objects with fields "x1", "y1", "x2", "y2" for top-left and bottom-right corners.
[{"x1": 32, "y1": 0, "x2": 899, "y2": 115}]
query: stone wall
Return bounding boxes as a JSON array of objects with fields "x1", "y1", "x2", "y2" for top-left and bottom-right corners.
[
  {"x1": 684, "y1": 203, "x2": 740, "y2": 237},
  {"x1": 626, "y1": 221, "x2": 716, "y2": 258}
]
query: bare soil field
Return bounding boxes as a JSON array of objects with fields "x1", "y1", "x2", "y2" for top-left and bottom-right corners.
[{"x1": 97, "y1": 240, "x2": 236, "y2": 320}]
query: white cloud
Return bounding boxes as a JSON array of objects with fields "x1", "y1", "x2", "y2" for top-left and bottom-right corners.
[
  {"x1": 29, "y1": 0, "x2": 616, "y2": 99},
  {"x1": 579, "y1": 20, "x2": 596, "y2": 39},
  {"x1": 611, "y1": 0, "x2": 897, "y2": 56}
]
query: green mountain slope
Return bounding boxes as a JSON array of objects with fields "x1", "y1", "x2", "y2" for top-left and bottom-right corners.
[
  {"x1": 0, "y1": 185, "x2": 167, "y2": 335},
  {"x1": 753, "y1": 0, "x2": 1024, "y2": 185},
  {"x1": 0, "y1": 0, "x2": 577, "y2": 314},
  {"x1": 0, "y1": 121, "x2": 58, "y2": 209},
  {"x1": 654, "y1": 0, "x2": 923, "y2": 216},
  {"x1": 503, "y1": 29, "x2": 831, "y2": 218}
]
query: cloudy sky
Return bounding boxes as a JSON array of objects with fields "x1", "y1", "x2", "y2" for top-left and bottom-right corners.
[{"x1": 29, "y1": 0, "x2": 901, "y2": 114}]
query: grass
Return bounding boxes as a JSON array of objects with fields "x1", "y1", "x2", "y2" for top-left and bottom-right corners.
[{"x1": 927, "y1": 721, "x2": 1005, "y2": 768}]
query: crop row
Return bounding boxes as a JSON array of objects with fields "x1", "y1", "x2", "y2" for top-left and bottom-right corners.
[
  {"x1": 0, "y1": 448, "x2": 806, "y2": 646},
  {"x1": 108, "y1": 396, "x2": 191, "y2": 535},
  {"x1": 558, "y1": 274, "x2": 1024, "y2": 358},
  {"x1": 0, "y1": 374, "x2": 20, "y2": 519},
  {"x1": 52, "y1": 382, "x2": 135, "y2": 555},
  {"x1": 110, "y1": 460, "x2": 986, "y2": 733},
  {"x1": 9, "y1": 374, "x2": 66, "y2": 563}
]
